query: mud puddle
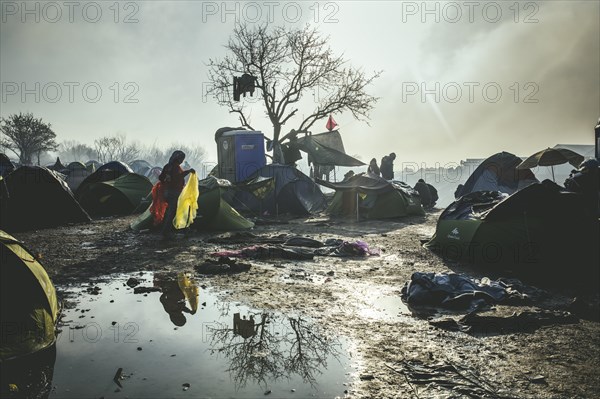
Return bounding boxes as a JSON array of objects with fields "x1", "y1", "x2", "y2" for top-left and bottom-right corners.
[{"x1": 51, "y1": 272, "x2": 355, "y2": 398}]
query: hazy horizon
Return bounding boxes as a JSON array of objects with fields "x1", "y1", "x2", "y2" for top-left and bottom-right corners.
[{"x1": 1, "y1": 1, "x2": 598, "y2": 166}]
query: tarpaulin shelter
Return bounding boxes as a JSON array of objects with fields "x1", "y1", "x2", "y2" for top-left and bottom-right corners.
[
  {"x1": 295, "y1": 130, "x2": 365, "y2": 167},
  {"x1": 77, "y1": 173, "x2": 153, "y2": 216},
  {"x1": 0, "y1": 154, "x2": 15, "y2": 177},
  {"x1": 232, "y1": 164, "x2": 327, "y2": 216},
  {"x1": 425, "y1": 181, "x2": 599, "y2": 275},
  {"x1": 0, "y1": 166, "x2": 91, "y2": 232},
  {"x1": 0, "y1": 229, "x2": 59, "y2": 360},
  {"x1": 456, "y1": 152, "x2": 538, "y2": 198},
  {"x1": 319, "y1": 173, "x2": 425, "y2": 219}
]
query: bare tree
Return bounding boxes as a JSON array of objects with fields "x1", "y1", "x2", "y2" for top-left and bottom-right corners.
[
  {"x1": 0, "y1": 113, "x2": 58, "y2": 165},
  {"x1": 93, "y1": 134, "x2": 141, "y2": 164},
  {"x1": 58, "y1": 140, "x2": 96, "y2": 163},
  {"x1": 207, "y1": 23, "x2": 381, "y2": 162}
]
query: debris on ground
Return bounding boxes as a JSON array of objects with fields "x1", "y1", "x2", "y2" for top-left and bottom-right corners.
[{"x1": 194, "y1": 257, "x2": 252, "y2": 274}]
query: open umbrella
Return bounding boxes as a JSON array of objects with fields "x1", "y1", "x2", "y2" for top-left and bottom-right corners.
[{"x1": 517, "y1": 148, "x2": 584, "y2": 181}]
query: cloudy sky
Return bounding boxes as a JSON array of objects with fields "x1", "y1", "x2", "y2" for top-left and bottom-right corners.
[{"x1": 1, "y1": 0, "x2": 598, "y2": 166}]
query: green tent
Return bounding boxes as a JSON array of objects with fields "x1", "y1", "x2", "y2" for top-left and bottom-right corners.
[
  {"x1": 425, "y1": 181, "x2": 599, "y2": 274},
  {"x1": 77, "y1": 173, "x2": 153, "y2": 216},
  {"x1": 1, "y1": 230, "x2": 59, "y2": 361},
  {"x1": 130, "y1": 176, "x2": 254, "y2": 231},
  {"x1": 319, "y1": 173, "x2": 425, "y2": 219}
]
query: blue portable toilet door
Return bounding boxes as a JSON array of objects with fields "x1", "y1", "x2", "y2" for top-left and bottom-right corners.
[{"x1": 234, "y1": 134, "x2": 265, "y2": 182}]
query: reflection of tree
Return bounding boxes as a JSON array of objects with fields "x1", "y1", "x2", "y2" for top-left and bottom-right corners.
[{"x1": 209, "y1": 313, "x2": 341, "y2": 389}]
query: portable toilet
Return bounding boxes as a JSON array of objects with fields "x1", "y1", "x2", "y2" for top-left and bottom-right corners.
[{"x1": 216, "y1": 129, "x2": 266, "y2": 183}]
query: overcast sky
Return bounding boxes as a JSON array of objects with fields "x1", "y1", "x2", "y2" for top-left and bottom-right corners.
[{"x1": 1, "y1": 1, "x2": 598, "y2": 166}]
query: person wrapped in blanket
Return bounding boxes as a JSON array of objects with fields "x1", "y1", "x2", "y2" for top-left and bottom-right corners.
[{"x1": 159, "y1": 151, "x2": 195, "y2": 238}]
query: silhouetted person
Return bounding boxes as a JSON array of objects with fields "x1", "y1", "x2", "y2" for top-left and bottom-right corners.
[
  {"x1": 414, "y1": 178, "x2": 433, "y2": 208},
  {"x1": 426, "y1": 183, "x2": 439, "y2": 208},
  {"x1": 380, "y1": 153, "x2": 396, "y2": 180},
  {"x1": 367, "y1": 158, "x2": 380, "y2": 176},
  {"x1": 159, "y1": 151, "x2": 195, "y2": 238},
  {"x1": 454, "y1": 184, "x2": 464, "y2": 199}
]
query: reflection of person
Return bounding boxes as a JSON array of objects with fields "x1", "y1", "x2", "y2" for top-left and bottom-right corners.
[
  {"x1": 154, "y1": 274, "x2": 196, "y2": 326},
  {"x1": 233, "y1": 313, "x2": 256, "y2": 339},
  {"x1": 159, "y1": 151, "x2": 195, "y2": 238},
  {"x1": 367, "y1": 158, "x2": 380, "y2": 176},
  {"x1": 380, "y1": 153, "x2": 396, "y2": 180}
]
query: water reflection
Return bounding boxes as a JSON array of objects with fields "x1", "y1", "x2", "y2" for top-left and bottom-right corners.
[
  {"x1": 49, "y1": 272, "x2": 351, "y2": 398},
  {"x1": 209, "y1": 312, "x2": 342, "y2": 390},
  {"x1": 153, "y1": 273, "x2": 199, "y2": 326}
]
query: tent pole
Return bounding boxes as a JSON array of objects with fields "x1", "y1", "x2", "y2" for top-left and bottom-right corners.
[{"x1": 551, "y1": 165, "x2": 555, "y2": 182}]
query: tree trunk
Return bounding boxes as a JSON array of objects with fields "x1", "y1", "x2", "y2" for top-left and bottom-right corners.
[{"x1": 272, "y1": 124, "x2": 283, "y2": 164}]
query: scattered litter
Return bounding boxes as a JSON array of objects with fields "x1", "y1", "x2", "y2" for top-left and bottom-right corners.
[
  {"x1": 133, "y1": 286, "x2": 162, "y2": 294},
  {"x1": 182, "y1": 383, "x2": 191, "y2": 391},
  {"x1": 195, "y1": 257, "x2": 252, "y2": 274},
  {"x1": 126, "y1": 277, "x2": 140, "y2": 288}
]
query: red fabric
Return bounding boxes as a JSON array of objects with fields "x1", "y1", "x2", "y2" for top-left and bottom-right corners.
[
  {"x1": 326, "y1": 115, "x2": 338, "y2": 131},
  {"x1": 150, "y1": 182, "x2": 168, "y2": 226}
]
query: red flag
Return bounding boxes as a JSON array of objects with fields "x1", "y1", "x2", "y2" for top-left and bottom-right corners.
[{"x1": 326, "y1": 115, "x2": 338, "y2": 131}]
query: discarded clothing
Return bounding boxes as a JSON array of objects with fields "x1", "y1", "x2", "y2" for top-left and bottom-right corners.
[
  {"x1": 211, "y1": 239, "x2": 379, "y2": 261},
  {"x1": 430, "y1": 310, "x2": 578, "y2": 335},
  {"x1": 284, "y1": 236, "x2": 325, "y2": 248},
  {"x1": 401, "y1": 272, "x2": 527, "y2": 309},
  {"x1": 211, "y1": 245, "x2": 315, "y2": 261},
  {"x1": 319, "y1": 240, "x2": 380, "y2": 257},
  {"x1": 195, "y1": 257, "x2": 252, "y2": 274}
]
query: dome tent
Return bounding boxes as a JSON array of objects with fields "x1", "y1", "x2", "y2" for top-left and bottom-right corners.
[
  {"x1": 425, "y1": 181, "x2": 599, "y2": 282},
  {"x1": 456, "y1": 152, "x2": 538, "y2": 198},
  {"x1": 0, "y1": 230, "x2": 59, "y2": 361},
  {"x1": 231, "y1": 164, "x2": 327, "y2": 216},
  {"x1": 319, "y1": 173, "x2": 425, "y2": 219},
  {"x1": 0, "y1": 166, "x2": 91, "y2": 232},
  {"x1": 77, "y1": 173, "x2": 153, "y2": 216}
]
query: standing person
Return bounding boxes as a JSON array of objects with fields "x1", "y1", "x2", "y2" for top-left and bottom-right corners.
[
  {"x1": 414, "y1": 178, "x2": 432, "y2": 209},
  {"x1": 367, "y1": 158, "x2": 381, "y2": 176},
  {"x1": 380, "y1": 153, "x2": 396, "y2": 180},
  {"x1": 159, "y1": 150, "x2": 195, "y2": 238}
]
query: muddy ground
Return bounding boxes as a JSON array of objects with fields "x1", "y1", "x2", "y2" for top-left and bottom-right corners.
[{"x1": 13, "y1": 212, "x2": 600, "y2": 398}]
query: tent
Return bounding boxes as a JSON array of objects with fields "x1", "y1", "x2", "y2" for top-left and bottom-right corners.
[
  {"x1": 129, "y1": 159, "x2": 153, "y2": 176},
  {"x1": 77, "y1": 173, "x2": 153, "y2": 216},
  {"x1": 0, "y1": 230, "x2": 59, "y2": 361},
  {"x1": 66, "y1": 161, "x2": 87, "y2": 172},
  {"x1": 425, "y1": 181, "x2": 599, "y2": 275},
  {"x1": 319, "y1": 173, "x2": 425, "y2": 219},
  {"x1": 46, "y1": 157, "x2": 66, "y2": 172},
  {"x1": 0, "y1": 166, "x2": 91, "y2": 232},
  {"x1": 76, "y1": 161, "x2": 133, "y2": 198},
  {"x1": 130, "y1": 176, "x2": 254, "y2": 231},
  {"x1": 232, "y1": 164, "x2": 327, "y2": 216},
  {"x1": 145, "y1": 166, "x2": 163, "y2": 185},
  {"x1": 85, "y1": 160, "x2": 101, "y2": 173},
  {"x1": 0, "y1": 154, "x2": 15, "y2": 177},
  {"x1": 455, "y1": 152, "x2": 538, "y2": 198}
]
